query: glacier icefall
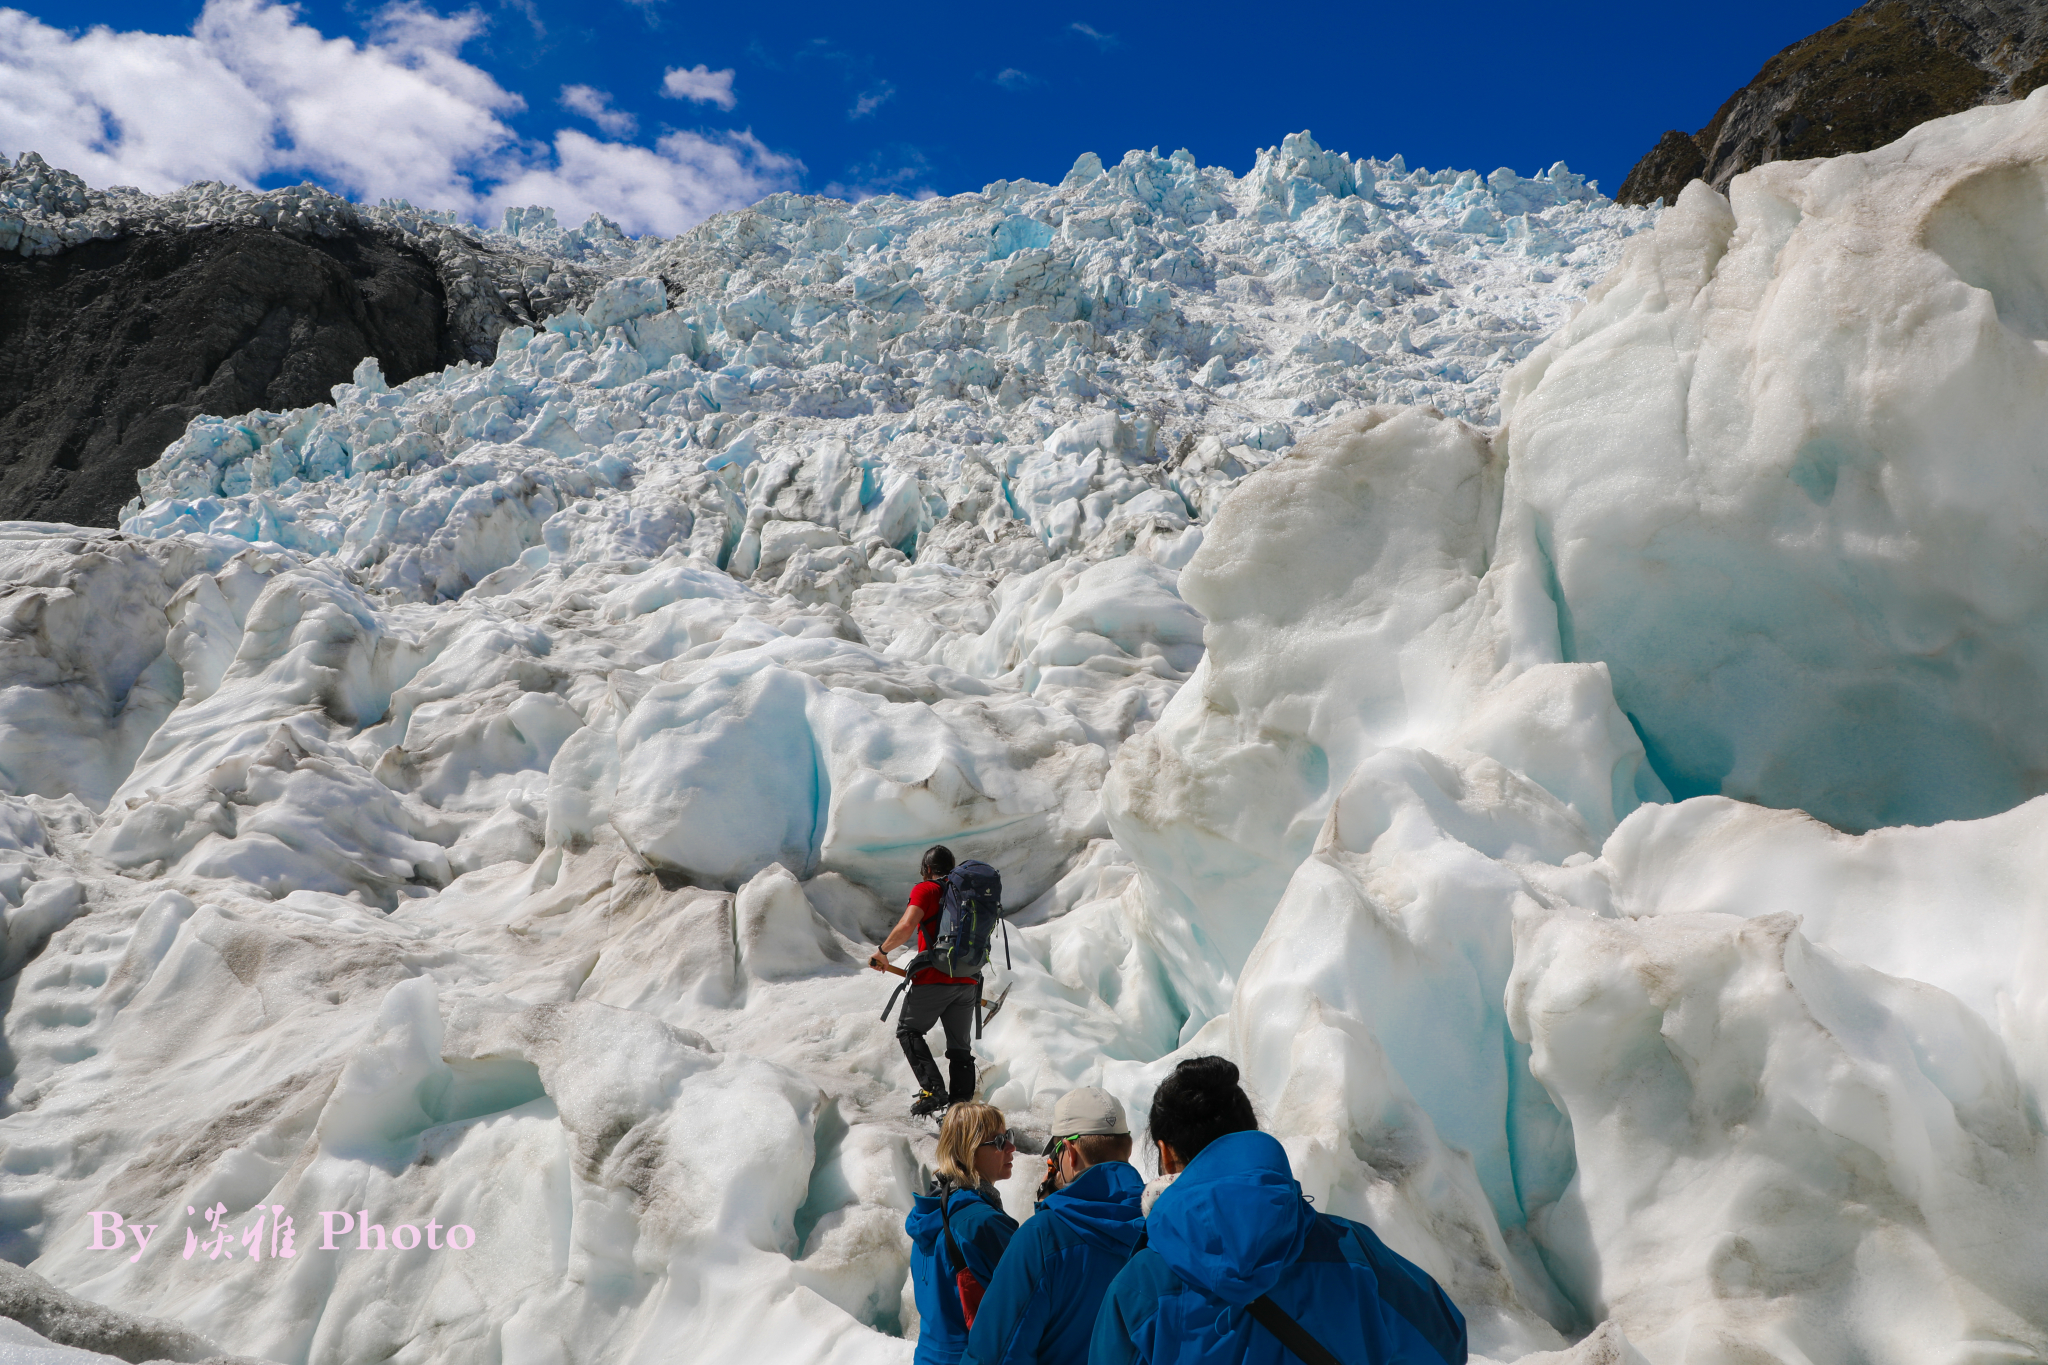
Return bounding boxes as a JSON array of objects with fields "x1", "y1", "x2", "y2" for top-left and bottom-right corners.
[
  {"x1": 6, "y1": 106, "x2": 2047, "y2": 1365},
  {"x1": 111, "y1": 133, "x2": 1647, "y2": 598}
]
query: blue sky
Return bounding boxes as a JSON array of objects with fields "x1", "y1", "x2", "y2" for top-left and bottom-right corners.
[{"x1": 1, "y1": 0, "x2": 1854, "y2": 234}]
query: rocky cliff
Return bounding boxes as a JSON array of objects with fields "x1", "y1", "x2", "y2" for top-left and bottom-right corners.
[
  {"x1": 0, "y1": 226, "x2": 457, "y2": 527},
  {"x1": 1616, "y1": 0, "x2": 2048, "y2": 205},
  {"x1": 0, "y1": 153, "x2": 619, "y2": 527}
]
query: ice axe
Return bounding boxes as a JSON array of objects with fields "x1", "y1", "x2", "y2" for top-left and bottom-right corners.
[
  {"x1": 874, "y1": 961, "x2": 1012, "y2": 1030},
  {"x1": 980, "y1": 983, "x2": 1011, "y2": 1030}
]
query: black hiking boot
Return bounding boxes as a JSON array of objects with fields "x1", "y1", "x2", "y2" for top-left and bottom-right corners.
[{"x1": 910, "y1": 1088, "x2": 949, "y2": 1119}]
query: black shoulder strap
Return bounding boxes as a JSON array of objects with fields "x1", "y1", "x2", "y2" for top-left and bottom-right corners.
[
  {"x1": 1246, "y1": 1295, "x2": 1343, "y2": 1365},
  {"x1": 938, "y1": 1185, "x2": 967, "y2": 1276},
  {"x1": 1126, "y1": 1225, "x2": 1333, "y2": 1361}
]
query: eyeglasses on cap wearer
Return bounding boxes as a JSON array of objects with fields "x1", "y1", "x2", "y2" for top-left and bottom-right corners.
[{"x1": 979, "y1": 1130, "x2": 1016, "y2": 1150}]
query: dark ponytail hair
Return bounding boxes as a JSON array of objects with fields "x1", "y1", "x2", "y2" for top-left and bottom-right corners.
[
  {"x1": 921, "y1": 845, "x2": 956, "y2": 880},
  {"x1": 1147, "y1": 1055, "x2": 1257, "y2": 1163}
]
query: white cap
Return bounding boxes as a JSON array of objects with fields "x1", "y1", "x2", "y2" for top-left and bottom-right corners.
[{"x1": 1051, "y1": 1086, "x2": 1129, "y2": 1138}]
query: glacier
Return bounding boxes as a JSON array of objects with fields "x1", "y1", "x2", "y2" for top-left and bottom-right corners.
[{"x1": 0, "y1": 102, "x2": 2043, "y2": 1365}]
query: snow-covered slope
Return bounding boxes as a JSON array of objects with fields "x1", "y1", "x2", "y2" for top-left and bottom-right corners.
[{"x1": 2, "y1": 106, "x2": 2046, "y2": 1365}]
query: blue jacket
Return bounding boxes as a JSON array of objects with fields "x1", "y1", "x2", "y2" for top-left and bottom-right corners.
[
  {"x1": 962, "y1": 1160, "x2": 1146, "y2": 1365},
  {"x1": 907, "y1": 1184, "x2": 1019, "y2": 1365},
  {"x1": 1088, "y1": 1131, "x2": 1467, "y2": 1365}
]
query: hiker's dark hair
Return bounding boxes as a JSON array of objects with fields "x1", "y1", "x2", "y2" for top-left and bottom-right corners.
[
  {"x1": 921, "y1": 845, "x2": 956, "y2": 880},
  {"x1": 1148, "y1": 1055, "x2": 1257, "y2": 1163}
]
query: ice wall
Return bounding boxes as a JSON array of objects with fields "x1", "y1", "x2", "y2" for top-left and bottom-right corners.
[{"x1": 1502, "y1": 88, "x2": 2048, "y2": 831}]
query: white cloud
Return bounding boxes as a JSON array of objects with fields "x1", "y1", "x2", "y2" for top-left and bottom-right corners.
[
  {"x1": 487, "y1": 129, "x2": 800, "y2": 237},
  {"x1": 0, "y1": 5, "x2": 277, "y2": 192},
  {"x1": 0, "y1": 0, "x2": 792, "y2": 235},
  {"x1": 1070, "y1": 21, "x2": 1117, "y2": 47},
  {"x1": 661, "y1": 63, "x2": 737, "y2": 110},
  {"x1": 849, "y1": 81, "x2": 895, "y2": 119},
  {"x1": 559, "y1": 83, "x2": 636, "y2": 137},
  {"x1": 193, "y1": 0, "x2": 518, "y2": 208},
  {"x1": 995, "y1": 68, "x2": 1035, "y2": 90}
]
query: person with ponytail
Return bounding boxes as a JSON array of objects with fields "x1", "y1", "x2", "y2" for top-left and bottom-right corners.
[
  {"x1": 907, "y1": 1101, "x2": 1020, "y2": 1364},
  {"x1": 1088, "y1": 1057, "x2": 1467, "y2": 1365}
]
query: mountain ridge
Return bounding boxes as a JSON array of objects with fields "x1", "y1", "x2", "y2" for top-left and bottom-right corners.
[{"x1": 1617, "y1": 0, "x2": 2048, "y2": 204}]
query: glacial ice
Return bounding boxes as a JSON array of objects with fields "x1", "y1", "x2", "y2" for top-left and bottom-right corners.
[
  {"x1": 0, "y1": 105, "x2": 2046, "y2": 1365},
  {"x1": 1501, "y1": 97, "x2": 2048, "y2": 832}
]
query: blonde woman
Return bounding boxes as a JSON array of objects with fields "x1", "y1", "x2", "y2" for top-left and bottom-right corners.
[{"x1": 906, "y1": 1101, "x2": 1018, "y2": 1365}]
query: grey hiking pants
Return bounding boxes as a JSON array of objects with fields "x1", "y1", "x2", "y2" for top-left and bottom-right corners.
[{"x1": 896, "y1": 981, "x2": 978, "y2": 1101}]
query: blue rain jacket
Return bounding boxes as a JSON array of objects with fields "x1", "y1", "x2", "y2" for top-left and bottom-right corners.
[
  {"x1": 907, "y1": 1184, "x2": 1019, "y2": 1365},
  {"x1": 1088, "y1": 1131, "x2": 1467, "y2": 1365},
  {"x1": 962, "y1": 1159, "x2": 1146, "y2": 1365}
]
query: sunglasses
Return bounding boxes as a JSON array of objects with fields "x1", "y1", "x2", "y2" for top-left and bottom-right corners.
[{"x1": 979, "y1": 1131, "x2": 1016, "y2": 1150}]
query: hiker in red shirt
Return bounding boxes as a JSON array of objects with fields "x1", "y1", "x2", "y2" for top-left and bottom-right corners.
[{"x1": 871, "y1": 845, "x2": 981, "y2": 1117}]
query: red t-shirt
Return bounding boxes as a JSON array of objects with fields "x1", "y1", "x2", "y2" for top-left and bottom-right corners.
[{"x1": 909, "y1": 880, "x2": 978, "y2": 985}]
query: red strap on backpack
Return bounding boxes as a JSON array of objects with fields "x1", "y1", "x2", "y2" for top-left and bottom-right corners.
[
  {"x1": 955, "y1": 1266, "x2": 986, "y2": 1326},
  {"x1": 938, "y1": 1186, "x2": 986, "y2": 1327}
]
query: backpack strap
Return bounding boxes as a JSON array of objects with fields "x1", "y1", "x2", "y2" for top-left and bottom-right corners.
[
  {"x1": 1245, "y1": 1295, "x2": 1344, "y2": 1365},
  {"x1": 882, "y1": 951, "x2": 941, "y2": 1020},
  {"x1": 938, "y1": 1184, "x2": 991, "y2": 1328},
  {"x1": 1124, "y1": 1223, "x2": 1332, "y2": 1361},
  {"x1": 937, "y1": 1184, "x2": 967, "y2": 1276}
]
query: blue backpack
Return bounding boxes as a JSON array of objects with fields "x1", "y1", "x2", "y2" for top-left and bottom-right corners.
[{"x1": 928, "y1": 860, "x2": 1005, "y2": 979}]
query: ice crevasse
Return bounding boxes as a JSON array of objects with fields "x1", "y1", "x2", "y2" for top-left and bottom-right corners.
[{"x1": 0, "y1": 104, "x2": 2044, "y2": 1365}]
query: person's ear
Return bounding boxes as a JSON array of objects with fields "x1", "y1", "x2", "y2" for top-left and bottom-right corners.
[{"x1": 1155, "y1": 1138, "x2": 1184, "y2": 1175}]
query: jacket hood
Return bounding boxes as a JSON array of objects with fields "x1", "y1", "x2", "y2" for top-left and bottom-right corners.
[
  {"x1": 1146, "y1": 1130, "x2": 1313, "y2": 1306},
  {"x1": 1041, "y1": 1160, "x2": 1145, "y2": 1252},
  {"x1": 906, "y1": 1185, "x2": 987, "y2": 1256}
]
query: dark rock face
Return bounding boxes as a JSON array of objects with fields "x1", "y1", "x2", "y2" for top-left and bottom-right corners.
[
  {"x1": 1618, "y1": 131, "x2": 1709, "y2": 206},
  {"x1": 1617, "y1": 0, "x2": 2048, "y2": 205},
  {"x1": 0, "y1": 226, "x2": 452, "y2": 527}
]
